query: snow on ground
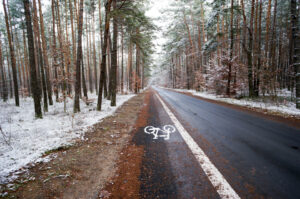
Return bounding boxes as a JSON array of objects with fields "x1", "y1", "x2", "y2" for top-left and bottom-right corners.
[
  {"x1": 0, "y1": 93, "x2": 135, "y2": 183},
  {"x1": 172, "y1": 88, "x2": 300, "y2": 117}
]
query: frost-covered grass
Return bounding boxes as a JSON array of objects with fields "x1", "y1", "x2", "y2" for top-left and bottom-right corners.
[
  {"x1": 172, "y1": 88, "x2": 300, "y2": 117},
  {"x1": 0, "y1": 93, "x2": 135, "y2": 183}
]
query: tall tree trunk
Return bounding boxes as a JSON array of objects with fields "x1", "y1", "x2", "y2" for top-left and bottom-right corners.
[
  {"x1": 141, "y1": 55, "x2": 144, "y2": 89},
  {"x1": 201, "y1": 3, "x2": 206, "y2": 44},
  {"x1": 38, "y1": 37, "x2": 48, "y2": 112},
  {"x1": 226, "y1": 0, "x2": 234, "y2": 96},
  {"x1": 262, "y1": 0, "x2": 272, "y2": 94},
  {"x1": 92, "y1": 11, "x2": 98, "y2": 94},
  {"x1": 104, "y1": 66, "x2": 108, "y2": 97},
  {"x1": 74, "y1": 0, "x2": 78, "y2": 22},
  {"x1": 22, "y1": 28, "x2": 30, "y2": 93},
  {"x1": 82, "y1": 58, "x2": 88, "y2": 98},
  {"x1": 216, "y1": 15, "x2": 221, "y2": 66},
  {"x1": 74, "y1": 0, "x2": 84, "y2": 113},
  {"x1": 69, "y1": 0, "x2": 76, "y2": 77},
  {"x1": 64, "y1": 0, "x2": 72, "y2": 95},
  {"x1": 121, "y1": 25, "x2": 124, "y2": 94},
  {"x1": 291, "y1": 0, "x2": 300, "y2": 109},
  {"x1": 248, "y1": 0, "x2": 255, "y2": 97},
  {"x1": 97, "y1": 0, "x2": 112, "y2": 111},
  {"x1": 135, "y1": 29, "x2": 140, "y2": 94},
  {"x1": 255, "y1": 0, "x2": 262, "y2": 97},
  {"x1": 98, "y1": 0, "x2": 103, "y2": 95},
  {"x1": 23, "y1": 0, "x2": 42, "y2": 118},
  {"x1": 183, "y1": 14, "x2": 196, "y2": 87},
  {"x1": 241, "y1": 0, "x2": 255, "y2": 97},
  {"x1": 98, "y1": 0, "x2": 103, "y2": 47},
  {"x1": 0, "y1": 34, "x2": 8, "y2": 101},
  {"x1": 89, "y1": 17, "x2": 94, "y2": 93},
  {"x1": 19, "y1": 38, "x2": 26, "y2": 95},
  {"x1": 5, "y1": 46, "x2": 13, "y2": 98},
  {"x1": 110, "y1": 0, "x2": 118, "y2": 106},
  {"x1": 86, "y1": 14, "x2": 93, "y2": 93},
  {"x1": 56, "y1": 0, "x2": 67, "y2": 111},
  {"x1": 38, "y1": 0, "x2": 53, "y2": 105},
  {"x1": 33, "y1": 0, "x2": 48, "y2": 112},
  {"x1": 69, "y1": 0, "x2": 76, "y2": 96},
  {"x1": 270, "y1": 0, "x2": 278, "y2": 93},
  {"x1": 32, "y1": 0, "x2": 41, "y2": 89},
  {"x1": 98, "y1": 0, "x2": 103, "y2": 77},
  {"x1": 3, "y1": 0, "x2": 19, "y2": 106},
  {"x1": 185, "y1": 47, "x2": 190, "y2": 90},
  {"x1": 253, "y1": 0, "x2": 258, "y2": 96},
  {"x1": 52, "y1": 0, "x2": 59, "y2": 101},
  {"x1": 197, "y1": 22, "x2": 203, "y2": 70},
  {"x1": 14, "y1": 32, "x2": 23, "y2": 93},
  {"x1": 107, "y1": 34, "x2": 112, "y2": 99},
  {"x1": 128, "y1": 40, "x2": 133, "y2": 91}
]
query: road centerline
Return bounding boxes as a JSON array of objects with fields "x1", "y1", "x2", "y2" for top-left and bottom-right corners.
[{"x1": 155, "y1": 93, "x2": 241, "y2": 199}]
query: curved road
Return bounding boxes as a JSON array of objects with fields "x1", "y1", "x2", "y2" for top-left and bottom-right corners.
[{"x1": 134, "y1": 87, "x2": 300, "y2": 199}]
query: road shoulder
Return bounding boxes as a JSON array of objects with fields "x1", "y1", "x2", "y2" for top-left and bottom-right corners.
[
  {"x1": 102, "y1": 91, "x2": 151, "y2": 199},
  {"x1": 0, "y1": 92, "x2": 146, "y2": 199}
]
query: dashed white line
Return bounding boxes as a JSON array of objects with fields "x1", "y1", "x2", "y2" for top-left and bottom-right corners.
[{"x1": 155, "y1": 93, "x2": 241, "y2": 199}]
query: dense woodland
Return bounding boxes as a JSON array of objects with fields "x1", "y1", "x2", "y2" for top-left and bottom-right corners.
[
  {"x1": 0, "y1": 0, "x2": 154, "y2": 118},
  {"x1": 0, "y1": 0, "x2": 300, "y2": 119},
  {"x1": 162, "y1": 0, "x2": 300, "y2": 109}
]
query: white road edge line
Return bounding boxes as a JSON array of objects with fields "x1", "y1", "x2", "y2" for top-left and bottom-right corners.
[{"x1": 155, "y1": 93, "x2": 241, "y2": 199}]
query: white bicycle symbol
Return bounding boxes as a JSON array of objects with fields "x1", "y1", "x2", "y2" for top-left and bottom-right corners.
[{"x1": 144, "y1": 125, "x2": 176, "y2": 140}]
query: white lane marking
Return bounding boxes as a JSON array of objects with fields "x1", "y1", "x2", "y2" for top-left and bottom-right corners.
[
  {"x1": 144, "y1": 125, "x2": 176, "y2": 140},
  {"x1": 155, "y1": 93, "x2": 241, "y2": 199}
]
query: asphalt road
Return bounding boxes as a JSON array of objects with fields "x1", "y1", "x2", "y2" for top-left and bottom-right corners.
[{"x1": 134, "y1": 87, "x2": 300, "y2": 199}]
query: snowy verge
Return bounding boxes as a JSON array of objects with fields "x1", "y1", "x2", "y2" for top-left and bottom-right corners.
[
  {"x1": 0, "y1": 93, "x2": 135, "y2": 184},
  {"x1": 169, "y1": 88, "x2": 300, "y2": 117}
]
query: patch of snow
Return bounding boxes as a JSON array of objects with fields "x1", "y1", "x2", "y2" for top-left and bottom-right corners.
[
  {"x1": 0, "y1": 192, "x2": 8, "y2": 197},
  {"x1": 172, "y1": 89, "x2": 300, "y2": 117},
  {"x1": 0, "y1": 93, "x2": 135, "y2": 183}
]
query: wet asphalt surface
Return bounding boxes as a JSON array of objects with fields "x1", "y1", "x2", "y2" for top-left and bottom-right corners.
[{"x1": 133, "y1": 88, "x2": 300, "y2": 199}]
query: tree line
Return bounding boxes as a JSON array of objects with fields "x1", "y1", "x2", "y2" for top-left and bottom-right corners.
[
  {"x1": 0, "y1": 0, "x2": 155, "y2": 117},
  {"x1": 162, "y1": 0, "x2": 300, "y2": 109}
]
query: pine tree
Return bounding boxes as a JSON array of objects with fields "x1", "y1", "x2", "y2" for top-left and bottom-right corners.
[
  {"x1": 0, "y1": 33, "x2": 8, "y2": 102},
  {"x1": 74, "y1": 0, "x2": 84, "y2": 113},
  {"x1": 110, "y1": 0, "x2": 118, "y2": 106},
  {"x1": 23, "y1": 0, "x2": 42, "y2": 118},
  {"x1": 291, "y1": 0, "x2": 300, "y2": 109},
  {"x1": 38, "y1": 0, "x2": 53, "y2": 106},
  {"x1": 97, "y1": 0, "x2": 112, "y2": 111},
  {"x1": 3, "y1": 0, "x2": 19, "y2": 106},
  {"x1": 33, "y1": 0, "x2": 48, "y2": 112}
]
